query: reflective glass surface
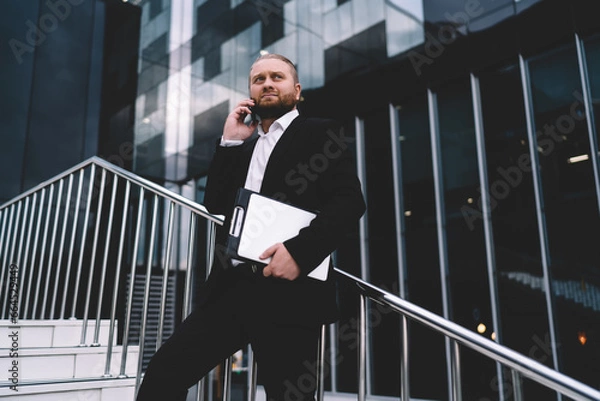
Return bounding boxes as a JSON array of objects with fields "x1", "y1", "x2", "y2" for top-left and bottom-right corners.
[
  {"x1": 436, "y1": 78, "x2": 496, "y2": 399},
  {"x1": 528, "y1": 44, "x2": 600, "y2": 389},
  {"x1": 363, "y1": 107, "x2": 401, "y2": 396},
  {"x1": 584, "y1": 35, "x2": 600, "y2": 175},
  {"x1": 396, "y1": 97, "x2": 446, "y2": 399},
  {"x1": 478, "y1": 61, "x2": 553, "y2": 398}
]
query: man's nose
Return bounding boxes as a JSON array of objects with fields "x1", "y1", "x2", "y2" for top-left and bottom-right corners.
[{"x1": 262, "y1": 77, "x2": 275, "y2": 88}]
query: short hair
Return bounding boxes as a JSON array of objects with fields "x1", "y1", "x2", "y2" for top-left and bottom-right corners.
[{"x1": 249, "y1": 53, "x2": 299, "y2": 84}]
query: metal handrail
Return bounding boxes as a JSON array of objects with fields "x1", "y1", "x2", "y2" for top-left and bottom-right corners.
[
  {"x1": 1, "y1": 156, "x2": 599, "y2": 401},
  {"x1": 333, "y1": 268, "x2": 600, "y2": 401},
  {"x1": 0, "y1": 156, "x2": 221, "y2": 224}
]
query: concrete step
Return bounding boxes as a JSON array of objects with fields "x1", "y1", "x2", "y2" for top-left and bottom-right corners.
[
  {"x1": 0, "y1": 319, "x2": 116, "y2": 348},
  {"x1": 0, "y1": 377, "x2": 136, "y2": 400},
  {"x1": 0, "y1": 345, "x2": 139, "y2": 384}
]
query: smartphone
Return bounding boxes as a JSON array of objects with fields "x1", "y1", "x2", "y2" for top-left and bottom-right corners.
[
  {"x1": 249, "y1": 99, "x2": 258, "y2": 123},
  {"x1": 249, "y1": 105, "x2": 258, "y2": 123}
]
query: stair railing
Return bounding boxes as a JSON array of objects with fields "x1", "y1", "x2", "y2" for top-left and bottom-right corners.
[
  {"x1": 1, "y1": 156, "x2": 600, "y2": 401},
  {"x1": 0, "y1": 156, "x2": 221, "y2": 393}
]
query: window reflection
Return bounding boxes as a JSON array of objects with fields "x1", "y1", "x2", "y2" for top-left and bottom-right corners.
[
  {"x1": 528, "y1": 44, "x2": 600, "y2": 388},
  {"x1": 396, "y1": 97, "x2": 446, "y2": 400},
  {"x1": 584, "y1": 35, "x2": 600, "y2": 184},
  {"x1": 436, "y1": 78, "x2": 495, "y2": 400},
  {"x1": 479, "y1": 61, "x2": 553, "y2": 399},
  {"x1": 363, "y1": 108, "x2": 402, "y2": 397}
]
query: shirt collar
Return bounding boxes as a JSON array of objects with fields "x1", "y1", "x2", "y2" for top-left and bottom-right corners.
[{"x1": 257, "y1": 109, "x2": 299, "y2": 137}]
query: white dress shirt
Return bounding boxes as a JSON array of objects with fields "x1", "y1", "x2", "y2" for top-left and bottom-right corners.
[
  {"x1": 220, "y1": 108, "x2": 299, "y2": 192},
  {"x1": 220, "y1": 108, "x2": 299, "y2": 266}
]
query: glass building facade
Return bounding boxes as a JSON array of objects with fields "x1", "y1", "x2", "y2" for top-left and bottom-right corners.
[
  {"x1": 132, "y1": 0, "x2": 600, "y2": 399},
  {"x1": 0, "y1": 0, "x2": 141, "y2": 204}
]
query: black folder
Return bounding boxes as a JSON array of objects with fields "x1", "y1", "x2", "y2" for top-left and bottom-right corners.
[{"x1": 226, "y1": 188, "x2": 330, "y2": 280}]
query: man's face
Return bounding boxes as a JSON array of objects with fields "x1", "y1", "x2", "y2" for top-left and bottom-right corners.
[{"x1": 249, "y1": 58, "x2": 301, "y2": 119}]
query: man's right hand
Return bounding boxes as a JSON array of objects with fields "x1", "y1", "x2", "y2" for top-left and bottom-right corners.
[{"x1": 222, "y1": 99, "x2": 259, "y2": 141}]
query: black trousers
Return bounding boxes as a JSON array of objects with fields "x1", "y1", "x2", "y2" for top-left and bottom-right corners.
[{"x1": 136, "y1": 267, "x2": 322, "y2": 401}]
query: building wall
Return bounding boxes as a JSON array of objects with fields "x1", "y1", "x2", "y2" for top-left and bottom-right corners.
[
  {"x1": 133, "y1": 0, "x2": 600, "y2": 399},
  {"x1": 0, "y1": 0, "x2": 141, "y2": 203}
]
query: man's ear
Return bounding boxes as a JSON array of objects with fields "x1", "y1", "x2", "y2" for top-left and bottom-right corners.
[{"x1": 295, "y1": 83, "x2": 302, "y2": 101}]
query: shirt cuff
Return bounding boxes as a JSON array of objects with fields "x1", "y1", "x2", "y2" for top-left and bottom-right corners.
[{"x1": 220, "y1": 137, "x2": 244, "y2": 147}]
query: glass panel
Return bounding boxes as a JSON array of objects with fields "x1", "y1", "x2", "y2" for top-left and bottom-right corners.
[
  {"x1": 0, "y1": 1, "x2": 39, "y2": 201},
  {"x1": 584, "y1": 35, "x2": 600, "y2": 179},
  {"x1": 478, "y1": 61, "x2": 553, "y2": 399},
  {"x1": 333, "y1": 117, "x2": 363, "y2": 394},
  {"x1": 436, "y1": 79, "x2": 496, "y2": 400},
  {"x1": 528, "y1": 44, "x2": 600, "y2": 389},
  {"x1": 363, "y1": 107, "x2": 401, "y2": 397},
  {"x1": 396, "y1": 97, "x2": 446, "y2": 400}
]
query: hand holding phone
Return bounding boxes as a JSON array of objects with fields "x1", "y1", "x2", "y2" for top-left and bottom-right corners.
[{"x1": 223, "y1": 99, "x2": 259, "y2": 141}]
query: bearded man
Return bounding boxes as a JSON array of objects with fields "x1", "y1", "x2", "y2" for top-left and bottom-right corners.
[{"x1": 136, "y1": 53, "x2": 366, "y2": 401}]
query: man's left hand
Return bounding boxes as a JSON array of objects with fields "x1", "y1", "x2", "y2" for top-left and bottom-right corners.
[{"x1": 260, "y1": 243, "x2": 301, "y2": 280}]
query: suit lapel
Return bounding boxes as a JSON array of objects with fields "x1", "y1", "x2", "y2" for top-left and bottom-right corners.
[{"x1": 260, "y1": 116, "x2": 306, "y2": 194}]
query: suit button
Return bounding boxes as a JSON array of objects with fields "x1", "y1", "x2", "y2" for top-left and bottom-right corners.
[{"x1": 251, "y1": 264, "x2": 257, "y2": 273}]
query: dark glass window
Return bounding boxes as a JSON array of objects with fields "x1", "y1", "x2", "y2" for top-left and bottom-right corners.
[
  {"x1": 0, "y1": 1, "x2": 39, "y2": 201},
  {"x1": 436, "y1": 78, "x2": 495, "y2": 400},
  {"x1": 528, "y1": 44, "x2": 600, "y2": 388},
  {"x1": 584, "y1": 35, "x2": 600, "y2": 175},
  {"x1": 396, "y1": 97, "x2": 446, "y2": 400},
  {"x1": 478, "y1": 61, "x2": 553, "y2": 399},
  {"x1": 363, "y1": 107, "x2": 400, "y2": 397},
  {"x1": 333, "y1": 117, "x2": 362, "y2": 394}
]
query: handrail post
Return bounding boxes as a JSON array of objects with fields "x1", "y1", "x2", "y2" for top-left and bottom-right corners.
[
  {"x1": 450, "y1": 339, "x2": 462, "y2": 401},
  {"x1": 156, "y1": 201, "x2": 176, "y2": 349},
  {"x1": 316, "y1": 324, "x2": 327, "y2": 401},
  {"x1": 223, "y1": 356, "x2": 233, "y2": 401},
  {"x1": 135, "y1": 193, "x2": 160, "y2": 394},
  {"x1": 93, "y1": 173, "x2": 119, "y2": 346},
  {"x1": 512, "y1": 369, "x2": 523, "y2": 401},
  {"x1": 400, "y1": 315, "x2": 410, "y2": 401},
  {"x1": 120, "y1": 187, "x2": 145, "y2": 378},
  {"x1": 105, "y1": 180, "x2": 131, "y2": 377},
  {"x1": 34, "y1": 186, "x2": 53, "y2": 318},
  {"x1": 71, "y1": 165, "x2": 96, "y2": 319},
  {"x1": 80, "y1": 169, "x2": 107, "y2": 346},
  {"x1": 19, "y1": 193, "x2": 37, "y2": 317},
  {"x1": 41, "y1": 178, "x2": 64, "y2": 318},
  {"x1": 60, "y1": 169, "x2": 84, "y2": 319},
  {"x1": 25, "y1": 189, "x2": 45, "y2": 319},
  {"x1": 248, "y1": 346, "x2": 257, "y2": 401},
  {"x1": 50, "y1": 173, "x2": 74, "y2": 319},
  {"x1": 16, "y1": 196, "x2": 33, "y2": 319},
  {"x1": 358, "y1": 294, "x2": 367, "y2": 401}
]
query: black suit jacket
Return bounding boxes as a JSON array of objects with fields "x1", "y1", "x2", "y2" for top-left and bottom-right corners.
[{"x1": 202, "y1": 115, "x2": 366, "y2": 325}]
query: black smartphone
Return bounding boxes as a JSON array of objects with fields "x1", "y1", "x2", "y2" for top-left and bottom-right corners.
[
  {"x1": 249, "y1": 105, "x2": 258, "y2": 123},
  {"x1": 249, "y1": 99, "x2": 258, "y2": 123}
]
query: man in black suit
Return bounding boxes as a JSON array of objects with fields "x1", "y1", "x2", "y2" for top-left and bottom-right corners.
[{"x1": 136, "y1": 53, "x2": 366, "y2": 401}]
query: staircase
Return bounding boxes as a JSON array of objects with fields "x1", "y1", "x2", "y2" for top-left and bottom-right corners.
[{"x1": 0, "y1": 319, "x2": 139, "y2": 400}]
